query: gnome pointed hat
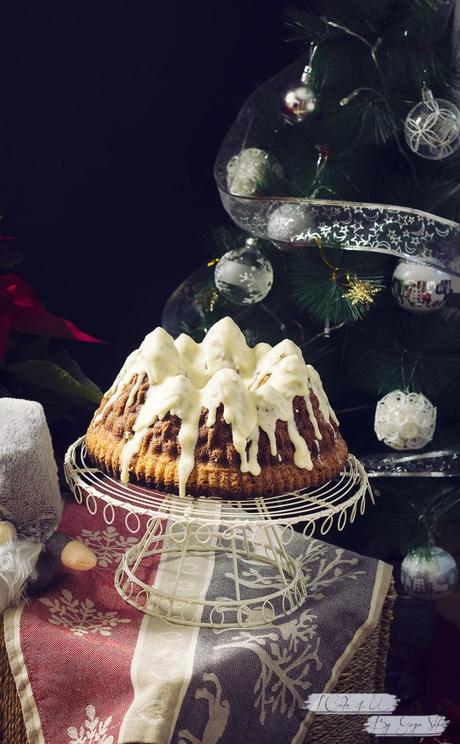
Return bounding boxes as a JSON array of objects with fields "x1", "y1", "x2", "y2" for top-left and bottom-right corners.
[{"x1": 0, "y1": 398, "x2": 63, "y2": 541}]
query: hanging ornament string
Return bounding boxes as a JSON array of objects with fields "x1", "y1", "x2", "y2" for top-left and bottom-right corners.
[
  {"x1": 309, "y1": 144, "x2": 336, "y2": 198},
  {"x1": 297, "y1": 42, "x2": 318, "y2": 95},
  {"x1": 303, "y1": 41, "x2": 318, "y2": 80},
  {"x1": 400, "y1": 351, "x2": 420, "y2": 394}
]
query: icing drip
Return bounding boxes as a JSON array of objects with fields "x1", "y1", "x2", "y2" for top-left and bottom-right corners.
[
  {"x1": 306, "y1": 365, "x2": 339, "y2": 427},
  {"x1": 94, "y1": 317, "x2": 340, "y2": 496},
  {"x1": 202, "y1": 368, "x2": 260, "y2": 476},
  {"x1": 96, "y1": 327, "x2": 185, "y2": 422},
  {"x1": 119, "y1": 376, "x2": 201, "y2": 497}
]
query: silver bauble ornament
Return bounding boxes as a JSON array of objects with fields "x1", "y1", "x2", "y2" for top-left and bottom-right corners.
[
  {"x1": 214, "y1": 237, "x2": 274, "y2": 305},
  {"x1": 404, "y1": 87, "x2": 460, "y2": 160},
  {"x1": 226, "y1": 147, "x2": 283, "y2": 197},
  {"x1": 281, "y1": 65, "x2": 316, "y2": 124},
  {"x1": 392, "y1": 260, "x2": 451, "y2": 313},
  {"x1": 374, "y1": 390, "x2": 436, "y2": 450},
  {"x1": 267, "y1": 204, "x2": 315, "y2": 243},
  {"x1": 401, "y1": 546, "x2": 458, "y2": 599}
]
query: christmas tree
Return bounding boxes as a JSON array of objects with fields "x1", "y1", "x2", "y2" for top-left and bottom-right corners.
[{"x1": 163, "y1": 0, "x2": 460, "y2": 594}]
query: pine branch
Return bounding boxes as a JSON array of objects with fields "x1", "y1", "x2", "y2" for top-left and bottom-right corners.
[
  {"x1": 382, "y1": 171, "x2": 460, "y2": 222},
  {"x1": 368, "y1": 477, "x2": 460, "y2": 552},
  {"x1": 288, "y1": 245, "x2": 390, "y2": 324},
  {"x1": 344, "y1": 307, "x2": 460, "y2": 412}
]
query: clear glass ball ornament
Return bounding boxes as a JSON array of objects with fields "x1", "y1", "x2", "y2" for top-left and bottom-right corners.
[
  {"x1": 401, "y1": 546, "x2": 458, "y2": 599},
  {"x1": 214, "y1": 237, "x2": 274, "y2": 305},
  {"x1": 226, "y1": 147, "x2": 284, "y2": 197},
  {"x1": 280, "y1": 66, "x2": 317, "y2": 124},
  {"x1": 374, "y1": 390, "x2": 437, "y2": 450},
  {"x1": 404, "y1": 87, "x2": 460, "y2": 160},
  {"x1": 392, "y1": 260, "x2": 451, "y2": 313},
  {"x1": 161, "y1": 261, "x2": 291, "y2": 346}
]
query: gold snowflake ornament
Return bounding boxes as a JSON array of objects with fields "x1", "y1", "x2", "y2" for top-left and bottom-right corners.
[{"x1": 343, "y1": 275, "x2": 381, "y2": 306}]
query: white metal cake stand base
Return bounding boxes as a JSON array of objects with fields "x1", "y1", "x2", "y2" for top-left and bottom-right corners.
[{"x1": 64, "y1": 437, "x2": 372, "y2": 629}]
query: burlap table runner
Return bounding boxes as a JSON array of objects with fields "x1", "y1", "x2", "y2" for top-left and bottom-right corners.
[{"x1": 1, "y1": 500, "x2": 393, "y2": 744}]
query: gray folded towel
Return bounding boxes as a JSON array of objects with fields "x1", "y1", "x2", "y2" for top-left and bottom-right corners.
[{"x1": 0, "y1": 398, "x2": 63, "y2": 541}]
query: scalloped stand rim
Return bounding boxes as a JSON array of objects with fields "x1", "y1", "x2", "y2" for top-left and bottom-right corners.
[{"x1": 64, "y1": 436, "x2": 373, "y2": 628}]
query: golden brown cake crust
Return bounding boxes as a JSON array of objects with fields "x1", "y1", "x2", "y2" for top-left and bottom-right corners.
[{"x1": 85, "y1": 374, "x2": 349, "y2": 498}]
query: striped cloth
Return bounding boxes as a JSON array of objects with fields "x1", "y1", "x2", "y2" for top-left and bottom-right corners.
[{"x1": 3, "y1": 500, "x2": 392, "y2": 744}]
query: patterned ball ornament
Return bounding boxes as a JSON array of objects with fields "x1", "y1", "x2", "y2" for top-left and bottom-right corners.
[
  {"x1": 401, "y1": 546, "x2": 458, "y2": 599},
  {"x1": 267, "y1": 204, "x2": 315, "y2": 243},
  {"x1": 214, "y1": 238, "x2": 274, "y2": 305},
  {"x1": 226, "y1": 148, "x2": 283, "y2": 197},
  {"x1": 404, "y1": 87, "x2": 460, "y2": 160},
  {"x1": 392, "y1": 260, "x2": 451, "y2": 313},
  {"x1": 374, "y1": 390, "x2": 436, "y2": 450},
  {"x1": 281, "y1": 70, "x2": 317, "y2": 125}
]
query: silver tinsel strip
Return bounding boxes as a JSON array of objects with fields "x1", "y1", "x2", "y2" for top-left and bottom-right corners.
[{"x1": 361, "y1": 449, "x2": 460, "y2": 477}]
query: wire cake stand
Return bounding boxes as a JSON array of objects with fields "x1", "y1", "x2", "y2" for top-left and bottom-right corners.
[{"x1": 64, "y1": 437, "x2": 373, "y2": 629}]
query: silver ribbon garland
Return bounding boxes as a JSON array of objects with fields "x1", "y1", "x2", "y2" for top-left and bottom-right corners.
[{"x1": 215, "y1": 51, "x2": 460, "y2": 276}]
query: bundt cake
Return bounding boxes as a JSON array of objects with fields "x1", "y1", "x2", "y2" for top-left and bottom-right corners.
[{"x1": 85, "y1": 317, "x2": 348, "y2": 498}]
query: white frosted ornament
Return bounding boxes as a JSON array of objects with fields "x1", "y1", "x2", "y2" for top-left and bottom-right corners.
[
  {"x1": 267, "y1": 204, "x2": 315, "y2": 243},
  {"x1": 214, "y1": 237, "x2": 274, "y2": 305},
  {"x1": 392, "y1": 260, "x2": 451, "y2": 313},
  {"x1": 404, "y1": 87, "x2": 460, "y2": 160},
  {"x1": 226, "y1": 148, "x2": 283, "y2": 197},
  {"x1": 374, "y1": 390, "x2": 436, "y2": 450},
  {"x1": 401, "y1": 546, "x2": 458, "y2": 599}
]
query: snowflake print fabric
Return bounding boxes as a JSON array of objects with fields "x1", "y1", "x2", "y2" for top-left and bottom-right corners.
[
  {"x1": 79, "y1": 526, "x2": 138, "y2": 568},
  {"x1": 67, "y1": 705, "x2": 114, "y2": 744},
  {"x1": 2, "y1": 500, "x2": 146, "y2": 744},
  {"x1": 2, "y1": 500, "x2": 392, "y2": 744},
  {"x1": 40, "y1": 589, "x2": 131, "y2": 637}
]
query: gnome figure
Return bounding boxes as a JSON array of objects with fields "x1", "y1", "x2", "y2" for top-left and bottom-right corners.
[{"x1": 0, "y1": 398, "x2": 96, "y2": 613}]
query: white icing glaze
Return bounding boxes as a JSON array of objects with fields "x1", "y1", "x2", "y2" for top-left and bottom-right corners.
[{"x1": 94, "y1": 317, "x2": 339, "y2": 497}]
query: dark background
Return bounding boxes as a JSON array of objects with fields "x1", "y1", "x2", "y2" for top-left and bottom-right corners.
[
  {"x1": 2, "y1": 4, "x2": 460, "y2": 722},
  {"x1": 0, "y1": 0, "x2": 294, "y2": 389}
]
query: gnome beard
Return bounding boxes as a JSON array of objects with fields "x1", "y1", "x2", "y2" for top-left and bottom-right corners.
[{"x1": 0, "y1": 538, "x2": 42, "y2": 613}]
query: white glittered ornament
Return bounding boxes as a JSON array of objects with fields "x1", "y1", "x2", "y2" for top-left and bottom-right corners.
[
  {"x1": 401, "y1": 546, "x2": 458, "y2": 599},
  {"x1": 226, "y1": 148, "x2": 283, "y2": 197},
  {"x1": 374, "y1": 390, "x2": 436, "y2": 450},
  {"x1": 267, "y1": 204, "x2": 315, "y2": 243},
  {"x1": 404, "y1": 87, "x2": 460, "y2": 160},
  {"x1": 392, "y1": 260, "x2": 451, "y2": 313},
  {"x1": 214, "y1": 237, "x2": 274, "y2": 305}
]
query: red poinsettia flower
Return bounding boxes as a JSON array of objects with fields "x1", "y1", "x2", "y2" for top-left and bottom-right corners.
[{"x1": 0, "y1": 275, "x2": 102, "y2": 361}]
